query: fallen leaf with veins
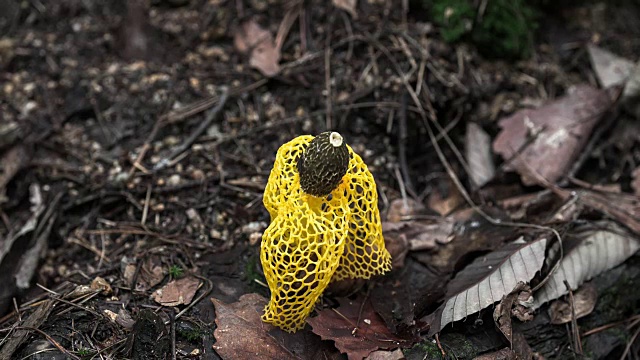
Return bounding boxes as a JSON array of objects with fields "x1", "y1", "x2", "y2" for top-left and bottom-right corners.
[
  {"x1": 428, "y1": 237, "x2": 547, "y2": 335},
  {"x1": 532, "y1": 221, "x2": 640, "y2": 309},
  {"x1": 308, "y1": 296, "x2": 418, "y2": 360},
  {"x1": 152, "y1": 276, "x2": 201, "y2": 306},
  {"x1": 234, "y1": 19, "x2": 281, "y2": 77},
  {"x1": 212, "y1": 294, "x2": 343, "y2": 359},
  {"x1": 124, "y1": 255, "x2": 165, "y2": 292}
]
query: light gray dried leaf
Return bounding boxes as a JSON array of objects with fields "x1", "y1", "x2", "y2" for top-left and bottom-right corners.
[
  {"x1": 532, "y1": 222, "x2": 640, "y2": 309},
  {"x1": 429, "y1": 237, "x2": 547, "y2": 334},
  {"x1": 465, "y1": 122, "x2": 495, "y2": 187},
  {"x1": 587, "y1": 45, "x2": 634, "y2": 88}
]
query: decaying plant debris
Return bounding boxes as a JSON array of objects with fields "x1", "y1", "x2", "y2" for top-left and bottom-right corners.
[{"x1": 1, "y1": 0, "x2": 640, "y2": 359}]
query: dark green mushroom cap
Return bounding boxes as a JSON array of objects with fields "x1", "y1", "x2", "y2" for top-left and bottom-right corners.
[{"x1": 297, "y1": 131, "x2": 350, "y2": 197}]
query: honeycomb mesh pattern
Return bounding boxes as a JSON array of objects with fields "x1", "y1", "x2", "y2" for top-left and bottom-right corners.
[{"x1": 261, "y1": 135, "x2": 392, "y2": 332}]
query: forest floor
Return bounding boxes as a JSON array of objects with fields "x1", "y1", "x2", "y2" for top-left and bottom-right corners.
[{"x1": 1, "y1": 0, "x2": 640, "y2": 359}]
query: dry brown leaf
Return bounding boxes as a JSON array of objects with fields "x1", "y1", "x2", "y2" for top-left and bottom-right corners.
[
  {"x1": 307, "y1": 296, "x2": 418, "y2": 360},
  {"x1": 234, "y1": 19, "x2": 281, "y2": 77},
  {"x1": 493, "y1": 283, "x2": 529, "y2": 344},
  {"x1": 90, "y1": 276, "x2": 112, "y2": 295},
  {"x1": 428, "y1": 178, "x2": 464, "y2": 215},
  {"x1": 587, "y1": 44, "x2": 635, "y2": 88},
  {"x1": 212, "y1": 294, "x2": 296, "y2": 359},
  {"x1": 512, "y1": 332, "x2": 535, "y2": 360},
  {"x1": 332, "y1": 0, "x2": 358, "y2": 18},
  {"x1": 548, "y1": 283, "x2": 597, "y2": 325},
  {"x1": 381, "y1": 223, "x2": 409, "y2": 268},
  {"x1": 211, "y1": 294, "x2": 342, "y2": 359},
  {"x1": 632, "y1": 167, "x2": 640, "y2": 196},
  {"x1": 152, "y1": 276, "x2": 201, "y2": 306},
  {"x1": 493, "y1": 84, "x2": 611, "y2": 186}
]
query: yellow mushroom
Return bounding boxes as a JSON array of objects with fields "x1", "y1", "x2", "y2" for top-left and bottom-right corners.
[{"x1": 260, "y1": 132, "x2": 392, "y2": 332}]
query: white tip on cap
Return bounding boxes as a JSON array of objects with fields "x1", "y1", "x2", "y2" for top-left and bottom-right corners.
[{"x1": 329, "y1": 132, "x2": 343, "y2": 147}]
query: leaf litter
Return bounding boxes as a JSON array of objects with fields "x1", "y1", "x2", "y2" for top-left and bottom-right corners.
[
  {"x1": 532, "y1": 221, "x2": 640, "y2": 309},
  {"x1": 428, "y1": 237, "x2": 547, "y2": 334},
  {"x1": 234, "y1": 19, "x2": 281, "y2": 77},
  {"x1": 493, "y1": 84, "x2": 612, "y2": 186},
  {"x1": 1, "y1": 1, "x2": 640, "y2": 359},
  {"x1": 307, "y1": 296, "x2": 419, "y2": 360},
  {"x1": 211, "y1": 293, "x2": 342, "y2": 360}
]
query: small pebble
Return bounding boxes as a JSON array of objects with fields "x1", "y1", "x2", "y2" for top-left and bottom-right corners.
[{"x1": 167, "y1": 174, "x2": 181, "y2": 186}]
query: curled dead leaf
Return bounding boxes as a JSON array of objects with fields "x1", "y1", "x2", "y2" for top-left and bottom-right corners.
[
  {"x1": 548, "y1": 283, "x2": 597, "y2": 325},
  {"x1": 152, "y1": 276, "x2": 201, "y2": 306},
  {"x1": 90, "y1": 276, "x2": 112, "y2": 295}
]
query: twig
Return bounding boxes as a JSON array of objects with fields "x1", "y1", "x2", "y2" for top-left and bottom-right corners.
[
  {"x1": 582, "y1": 314, "x2": 640, "y2": 337},
  {"x1": 174, "y1": 275, "x2": 213, "y2": 320},
  {"x1": 324, "y1": 42, "x2": 333, "y2": 130},
  {"x1": 274, "y1": 0, "x2": 300, "y2": 52},
  {"x1": 435, "y1": 333, "x2": 446, "y2": 357},
  {"x1": 154, "y1": 88, "x2": 229, "y2": 171},
  {"x1": 398, "y1": 91, "x2": 415, "y2": 195},
  {"x1": 372, "y1": 32, "x2": 564, "y2": 294},
  {"x1": 169, "y1": 310, "x2": 176, "y2": 360},
  {"x1": 564, "y1": 280, "x2": 582, "y2": 355},
  {"x1": 141, "y1": 184, "x2": 152, "y2": 226},
  {"x1": 15, "y1": 326, "x2": 81, "y2": 360},
  {"x1": 620, "y1": 326, "x2": 640, "y2": 360}
]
